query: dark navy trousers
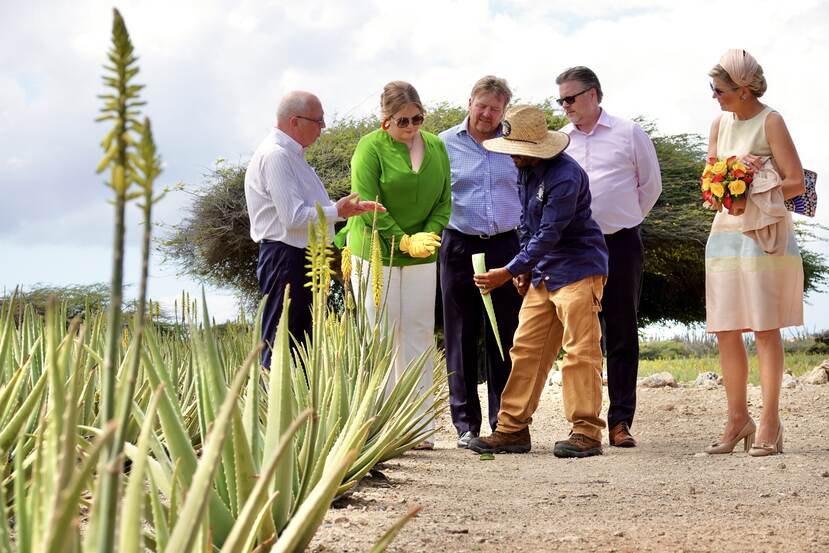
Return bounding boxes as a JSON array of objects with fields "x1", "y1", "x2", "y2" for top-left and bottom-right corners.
[
  {"x1": 440, "y1": 228, "x2": 523, "y2": 436},
  {"x1": 256, "y1": 241, "x2": 312, "y2": 368},
  {"x1": 601, "y1": 225, "x2": 644, "y2": 429}
]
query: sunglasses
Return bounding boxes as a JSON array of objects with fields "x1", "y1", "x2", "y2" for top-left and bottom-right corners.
[
  {"x1": 393, "y1": 113, "x2": 425, "y2": 128},
  {"x1": 710, "y1": 82, "x2": 740, "y2": 97},
  {"x1": 295, "y1": 115, "x2": 325, "y2": 125},
  {"x1": 555, "y1": 88, "x2": 591, "y2": 107}
]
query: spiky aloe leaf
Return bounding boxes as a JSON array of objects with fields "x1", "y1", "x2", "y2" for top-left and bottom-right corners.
[
  {"x1": 263, "y1": 289, "x2": 296, "y2": 532},
  {"x1": 163, "y1": 350, "x2": 254, "y2": 553},
  {"x1": 0, "y1": 366, "x2": 47, "y2": 450},
  {"x1": 471, "y1": 253, "x2": 504, "y2": 360},
  {"x1": 148, "y1": 472, "x2": 170, "y2": 552},
  {"x1": 270, "y1": 448, "x2": 359, "y2": 553},
  {"x1": 118, "y1": 387, "x2": 162, "y2": 553},
  {"x1": 219, "y1": 409, "x2": 313, "y2": 553},
  {"x1": 44, "y1": 422, "x2": 117, "y2": 553},
  {"x1": 0, "y1": 461, "x2": 12, "y2": 553}
]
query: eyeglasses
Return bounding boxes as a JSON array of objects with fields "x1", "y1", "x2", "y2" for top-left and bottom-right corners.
[
  {"x1": 555, "y1": 88, "x2": 591, "y2": 107},
  {"x1": 709, "y1": 82, "x2": 740, "y2": 97},
  {"x1": 295, "y1": 115, "x2": 326, "y2": 126},
  {"x1": 393, "y1": 113, "x2": 425, "y2": 128}
]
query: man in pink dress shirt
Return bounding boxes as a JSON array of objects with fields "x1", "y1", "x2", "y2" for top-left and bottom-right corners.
[{"x1": 556, "y1": 67, "x2": 662, "y2": 448}]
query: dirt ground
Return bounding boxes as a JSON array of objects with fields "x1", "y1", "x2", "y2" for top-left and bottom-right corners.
[{"x1": 309, "y1": 379, "x2": 829, "y2": 553}]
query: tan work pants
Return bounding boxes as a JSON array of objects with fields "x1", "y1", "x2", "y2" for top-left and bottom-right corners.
[{"x1": 497, "y1": 276, "x2": 606, "y2": 440}]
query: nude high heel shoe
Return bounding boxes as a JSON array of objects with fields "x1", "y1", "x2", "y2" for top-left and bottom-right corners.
[
  {"x1": 748, "y1": 423, "x2": 783, "y2": 457},
  {"x1": 704, "y1": 419, "x2": 756, "y2": 454}
]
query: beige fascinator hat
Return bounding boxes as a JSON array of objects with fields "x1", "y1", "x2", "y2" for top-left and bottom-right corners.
[{"x1": 483, "y1": 105, "x2": 569, "y2": 159}]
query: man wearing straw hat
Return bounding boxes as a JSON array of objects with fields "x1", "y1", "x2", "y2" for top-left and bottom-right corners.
[{"x1": 469, "y1": 105, "x2": 609, "y2": 458}]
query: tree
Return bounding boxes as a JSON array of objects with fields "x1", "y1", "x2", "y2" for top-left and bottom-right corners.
[{"x1": 160, "y1": 102, "x2": 827, "y2": 325}]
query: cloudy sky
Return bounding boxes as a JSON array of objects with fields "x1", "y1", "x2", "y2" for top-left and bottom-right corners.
[{"x1": 2, "y1": 0, "x2": 828, "y2": 333}]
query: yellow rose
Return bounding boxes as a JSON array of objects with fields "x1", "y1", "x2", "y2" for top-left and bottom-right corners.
[
  {"x1": 729, "y1": 179, "x2": 747, "y2": 196},
  {"x1": 710, "y1": 181, "x2": 725, "y2": 198},
  {"x1": 731, "y1": 161, "x2": 748, "y2": 173},
  {"x1": 712, "y1": 160, "x2": 728, "y2": 176},
  {"x1": 701, "y1": 178, "x2": 712, "y2": 192}
]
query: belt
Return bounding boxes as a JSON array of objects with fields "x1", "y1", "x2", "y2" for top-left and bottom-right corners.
[{"x1": 447, "y1": 228, "x2": 516, "y2": 240}]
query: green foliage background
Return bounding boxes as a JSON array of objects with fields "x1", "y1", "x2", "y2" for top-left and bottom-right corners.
[{"x1": 160, "y1": 102, "x2": 828, "y2": 326}]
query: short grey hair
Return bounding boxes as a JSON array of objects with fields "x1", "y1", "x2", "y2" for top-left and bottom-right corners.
[
  {"x1": 276, "y1": 91, "x2": 318, "y2": 123},
  {"x1": 470, "y1": 75, "x2": 512, "y2": 105},
  {"x1": 555, "y1": 66, "x2": 603, "y2": 103}
]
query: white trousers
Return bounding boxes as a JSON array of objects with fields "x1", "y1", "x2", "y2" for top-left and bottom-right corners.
[{"x1": 351, "y1": 258, "x2": 436, "y2": 433}]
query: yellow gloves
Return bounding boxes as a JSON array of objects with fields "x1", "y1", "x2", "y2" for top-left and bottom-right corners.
[{"x1": 400, "y1": 232, "x2": 442, "y2": 258}]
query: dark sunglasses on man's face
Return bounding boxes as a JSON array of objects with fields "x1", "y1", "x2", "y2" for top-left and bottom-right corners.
[
  {"x1": 394, "y1": 113, "x2": 425, "y2": 128},
  {"x1": 555, "y1": 88, "x2": 591, "y2": 107}
]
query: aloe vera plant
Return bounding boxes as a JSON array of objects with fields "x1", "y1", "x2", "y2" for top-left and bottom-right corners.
[
  {"x1": 0, "y1": 8, "x2": 445, "y2": 552},
  {"x1": 472, "y1": 252, "x2": 505, "y2": 360}
]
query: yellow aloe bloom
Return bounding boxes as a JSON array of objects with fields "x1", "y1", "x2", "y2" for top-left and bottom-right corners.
[
  {"x1": 729, "y1": 179, "x2": 747, "y2": 196},
  {"x1": 712, "y1": 160, "x2": 728, "y2": 176},
  {"x1": 370, "y1": 231, "x2": 383, "y2": 309},
  {"x1": 341, "y1": 246, "x2": 352, "y2": 283},
  {"x1": 710, "y1": 181, "x2": 725, "y2": 198}
]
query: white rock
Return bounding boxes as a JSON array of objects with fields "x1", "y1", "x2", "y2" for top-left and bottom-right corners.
[
  {"x1": 638, "y1": 372, "x2": 678, "y2": 388},
  {"x1": 546, "y1": 370, "x2": 562, "y2": 387},
  {"x1": 801, "y1": 366, "x2": 829, "y2": 385},
  {"x1": 694, "y1": 371, "x2": 720, "y2": 388},
  {"x1": 781, "y1": 373, "x2": 798, "y2": 389}
]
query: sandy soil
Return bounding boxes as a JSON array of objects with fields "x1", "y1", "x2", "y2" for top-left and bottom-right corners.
[{"x1": 309, "y1": 379, "x2": 829, "y2": 553}]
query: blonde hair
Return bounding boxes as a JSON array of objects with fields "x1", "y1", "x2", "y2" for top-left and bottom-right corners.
[
  {"x1": 708, "y1": 63, "x2": 767, "y2": 98},
  {"x1": 470, "y1": 75, "x2": 512, "y2": 105},
  {"x1": 380, "y1": 81, "x2": 423, "y2": 120}
]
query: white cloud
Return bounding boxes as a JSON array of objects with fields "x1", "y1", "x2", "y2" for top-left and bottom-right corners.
[{"x1": 1, "y1": 0, "x2": 828, "y2": 326}]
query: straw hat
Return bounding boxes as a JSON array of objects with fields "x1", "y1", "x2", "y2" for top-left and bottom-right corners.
[{"x1": 483, "y1": 105, "x2": 569, "y2": 159}]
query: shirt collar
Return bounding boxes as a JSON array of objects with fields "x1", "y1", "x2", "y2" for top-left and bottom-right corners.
[
  {"x1": 272, "y1": 127, "x2": 303, "y2": 155},
  {"x1": 596, "y1": 108, "x2": 611, "y2": 129},
  {"x1": 457, "y1": 116, "x2": 471, "y2": 136},
  {"x1": 568, "y1": 108, "x2": 611, "y2": 136}
]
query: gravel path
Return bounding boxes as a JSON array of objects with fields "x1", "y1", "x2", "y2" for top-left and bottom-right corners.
[{"x1": 310, "y1": 381, "x2": 829, "y2": 552}]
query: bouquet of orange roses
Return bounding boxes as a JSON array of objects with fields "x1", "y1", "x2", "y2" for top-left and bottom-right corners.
[{"x1": 700, "y1": 155, "x2": 753, "y2": 210}]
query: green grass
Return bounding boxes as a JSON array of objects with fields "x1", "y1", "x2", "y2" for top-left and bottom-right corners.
[{"x1": 638, "y1": 352, "x2": 828, "y2": 385}]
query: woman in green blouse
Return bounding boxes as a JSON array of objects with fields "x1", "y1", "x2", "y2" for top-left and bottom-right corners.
[{"x1": 348, "y1": 81, "x2": 452, "y2": 449}]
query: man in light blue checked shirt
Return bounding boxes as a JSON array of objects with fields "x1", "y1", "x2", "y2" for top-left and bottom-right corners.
[{"x1": 439, "y1": 76, "x2": 523, "y2": 448}]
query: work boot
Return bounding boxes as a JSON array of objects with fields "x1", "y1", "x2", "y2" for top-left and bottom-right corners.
[
  {"x1": 468, "y1": 428, "x2": 531, "y2": 454},
  {"x1": 553, "y1": 433, "x2": 602, "y2": 458},
  {"x1": 609, "y1": 422, "x2": 637, "y2": 447}
]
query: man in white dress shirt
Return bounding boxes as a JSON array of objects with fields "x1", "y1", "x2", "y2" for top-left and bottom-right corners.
[
  {"x1": 556, "y1": 67, "x2": 662, "y2": 447},
  {"x1": 245, "y1": 90, "x2": 381, "y2": 368}
]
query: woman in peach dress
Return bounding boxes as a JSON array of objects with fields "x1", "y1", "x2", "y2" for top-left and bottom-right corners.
[{"x1": 703, "y1": 49, "x2": 805, "y2": 457}]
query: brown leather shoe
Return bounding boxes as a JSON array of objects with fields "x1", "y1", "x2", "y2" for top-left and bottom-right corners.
[
  {"x1": 553, "y1": 433, "x2": 602, "y2": 458},
  {"x1": 609, "y1": 422, "x2": 637, "y2": 448},
  {"x1": 468, "y1": 428, "x2": 531, "y2": 454}
]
